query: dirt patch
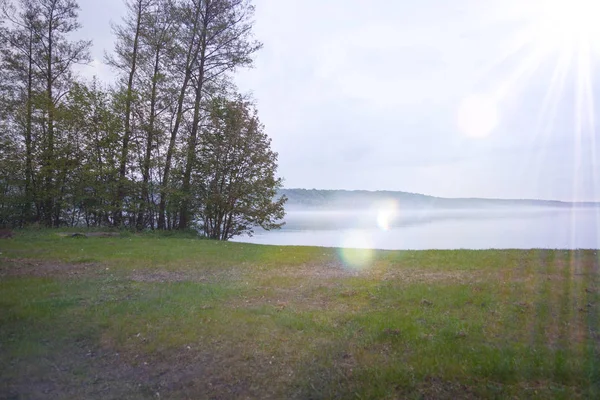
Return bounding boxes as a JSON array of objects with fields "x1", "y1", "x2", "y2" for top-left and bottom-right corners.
[
  {"x1": 277, "y1": 261, "x2": 364, "y2": 279},
  {"x1": 56, "y1": 232, "x2": 121, "y2": 238},
  {"x1": 226, "y1": 262, "x2": 366, "y2": 311},
  {"x1": 0, "y1": 257, "x2": 245, "y2": 285},
  {"x1": 129, "y1": 270, "x2": 209, "y2": 283},
  {"x1": 128, "y1": 266, "x2": 243, "y2": 284},
  {"x1": 229, "y1": 287, "x2": 336, "y2": 312},
  {"x1": 412, "y1": 376, "x2": 479, "y2": 400},
  {"x1": 381, "y1": 269, "x2": 488, "y2": 285},
  {"x1": 0, "y1": 228, "x2": 14, "y2": 238},
  {"x1": 0, "y1": 258, "x2": 102, "y2": 279},
  {"x1": 1, "y1": 338, "x2": 296, "y2": 400},
  {"x1": 1, "y1": 343, "x2": 146, "y2": 400}
]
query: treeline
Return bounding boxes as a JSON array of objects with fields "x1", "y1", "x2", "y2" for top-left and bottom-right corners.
[
  {"x1": 0, "y1": 0, "x2": 285, "y2": 238},
  {"x1": 280, "y1": 189, "x2": 598, "y2": 210}
]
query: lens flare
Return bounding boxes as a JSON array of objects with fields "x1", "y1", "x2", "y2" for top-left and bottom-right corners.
[
  {"x1": 338, "y1": 230, "x2": 374, "y2": 270},
  {"x1": 376, "y1": 200, "x2": 398, "y2": 231}
]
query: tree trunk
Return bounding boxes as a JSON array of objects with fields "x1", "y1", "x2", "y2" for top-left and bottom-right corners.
[
  {"x1": 24, "y1": 29, "x2": 34, "y2": 226},
  {"x1": 137, "y1": 44, "x2": 161, "y2": 230},
  {"x1": 178, "y1": 10, "x2": 209, "y2": 230},
  {"x1": 43, "y1": 12, "x2": 54, "y2": 227},
  {"x1": 158, "y1": 3, "x2": 203, "y2": 230},
  {"x1": 116, "y1": 0, "x2": 144, "y2": 227}
]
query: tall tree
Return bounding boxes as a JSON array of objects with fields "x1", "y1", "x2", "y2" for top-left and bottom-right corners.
[
  {"x1": 34, "y1": 0, "x2": 90, "y2": 226},
  {"x1": 136, "y1": 0, "x2": 176, "y2": 230},
  {"x1": 156, "y1": 0, "x2": 203, "y2": 229},
  {"x1": 0, "y1": 0, "x2": 90, "y2": 227},
  {"x1": 108, "y1": 0, "x2": 152, "y2": 227},
  {"x1": 0, "y1": 0, "x2": 42, "y2": 225},
  {"x1": 177, "y1": 0, "x2": 261, "y2": 230}
]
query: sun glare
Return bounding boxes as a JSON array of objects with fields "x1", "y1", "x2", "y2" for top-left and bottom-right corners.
[
  {"x1": 534, "y1": 0, "x2": 600, "y2": 50},
  {"x1": 458, "y1": 0, "x2": 600, "y2": 144},
  {"x1": 375, "y1": 200, "x2": 398, "y2": 231}
]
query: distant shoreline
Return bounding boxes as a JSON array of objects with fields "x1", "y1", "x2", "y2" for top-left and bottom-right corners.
[{"x1": 279, "y1": 188, "x2": 600, "y2": 209}]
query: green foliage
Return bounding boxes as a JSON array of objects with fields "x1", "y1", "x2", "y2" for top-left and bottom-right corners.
[
  {"x1": 0, "y1": 0, "x2": 91, "y2": 227},
  {"x1": 57, "y1": 81, "x2": 123, "y2": 226},
  {"x1": 0, "y1": 131, "x2": 25, "y2": 227},
  {"x1": 0, "y1": 0, "x2": 277, "y2": 238},
  {"x1": 195, "y1": 97, "x2": 286, "y2": 240}
]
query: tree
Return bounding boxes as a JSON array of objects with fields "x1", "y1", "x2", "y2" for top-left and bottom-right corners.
[
  {"x1": 107, "y1": 0, "x2": 153, "y2": 227},
  {"x1": 32, "y1": 0, "x2": 90, "y2": 226},
  {"x1": 178, "y1": 0, "x2": 262, "y2": 230},
  {"x1": 58, "y1": 80, "x2": 122, "y2": 226},
  {"x1": 135, "y1": 0, "x2": 177, "y2": 230},
  {"x1": 0, "y1": 118, "x2": 25, "y2": 227},
  {"x1": 156, "y1": 0, "x2": 261, "y2": 230},
  {"x1": 195, "y1": 97, "x2": 285, "y2": 240},
  {"x1": 0, "y1": 0, "x2": 43, "y2": 226},
  {"x1": 0, "y1": 0, "x2": 90, "y2": 227},
  {"x1": 0, "y1": 0, "x2": 282, "y2": 234}
]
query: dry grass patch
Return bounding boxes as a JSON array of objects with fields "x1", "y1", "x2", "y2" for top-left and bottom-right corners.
[
  {"x1": 382, "y1": 268, "x2": 490, "y2": 285},
  {"x1": 0, "y1": 257, "x2": 102, "y2": 279},
  {"x1": 276, "y1": 261, "x2": 363, "y2": 279},
  {"x1": 129, "y1": 270, "x2": 210, "y2": 283}
]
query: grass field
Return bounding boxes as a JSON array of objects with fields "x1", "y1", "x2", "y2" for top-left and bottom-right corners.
[{"x1": 0, "y1": 231, "x2": 599, "y2": 399}]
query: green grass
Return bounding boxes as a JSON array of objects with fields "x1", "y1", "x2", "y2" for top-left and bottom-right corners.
[{"x1": 0, "y1": 231, "x2": 599, "y2": 399}]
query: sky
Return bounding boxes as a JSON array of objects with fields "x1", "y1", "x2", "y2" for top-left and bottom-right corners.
[{"x1": 75, "y1": 0, "x2": 600, "y2": 201}]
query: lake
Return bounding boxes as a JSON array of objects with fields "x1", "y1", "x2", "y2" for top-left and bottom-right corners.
[{"x1": 232, "y1": 207, "x2": 600, "y2": 250}]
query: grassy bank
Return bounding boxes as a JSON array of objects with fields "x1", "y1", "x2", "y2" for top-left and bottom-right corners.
[{"x1": 1, "y1": 231, "x2": 599, "y2": 399}]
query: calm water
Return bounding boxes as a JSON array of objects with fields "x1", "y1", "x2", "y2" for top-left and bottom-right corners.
[{"x1": 233, "y1": 207, "x2": 600, "y2": 250}]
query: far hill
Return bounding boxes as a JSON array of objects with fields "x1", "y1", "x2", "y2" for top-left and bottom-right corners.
[{"x1": 279, "y1": 189, "x2": 600, "y2": 210}]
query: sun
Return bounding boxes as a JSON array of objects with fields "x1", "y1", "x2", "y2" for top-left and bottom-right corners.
[
  {"x1": 457, "y1": 0, "x2": 600, "y2": 139},
  {"x1": 532, "y1": 0, "x2": 600, "y2": 52}
]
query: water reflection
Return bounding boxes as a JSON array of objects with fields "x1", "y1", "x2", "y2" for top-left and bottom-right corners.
[{"x1": 233, "y1": 207, "x2": 600, "y2": 250}]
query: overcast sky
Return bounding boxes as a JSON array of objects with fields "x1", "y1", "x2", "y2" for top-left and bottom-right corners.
[{"x1": 75, "y1": 0, "x2": 600, "y2": 201}]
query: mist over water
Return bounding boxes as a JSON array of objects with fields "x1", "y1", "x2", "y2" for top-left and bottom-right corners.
[{"x1": 233, "y1": 207, "x2": 600, "y2": 250}]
